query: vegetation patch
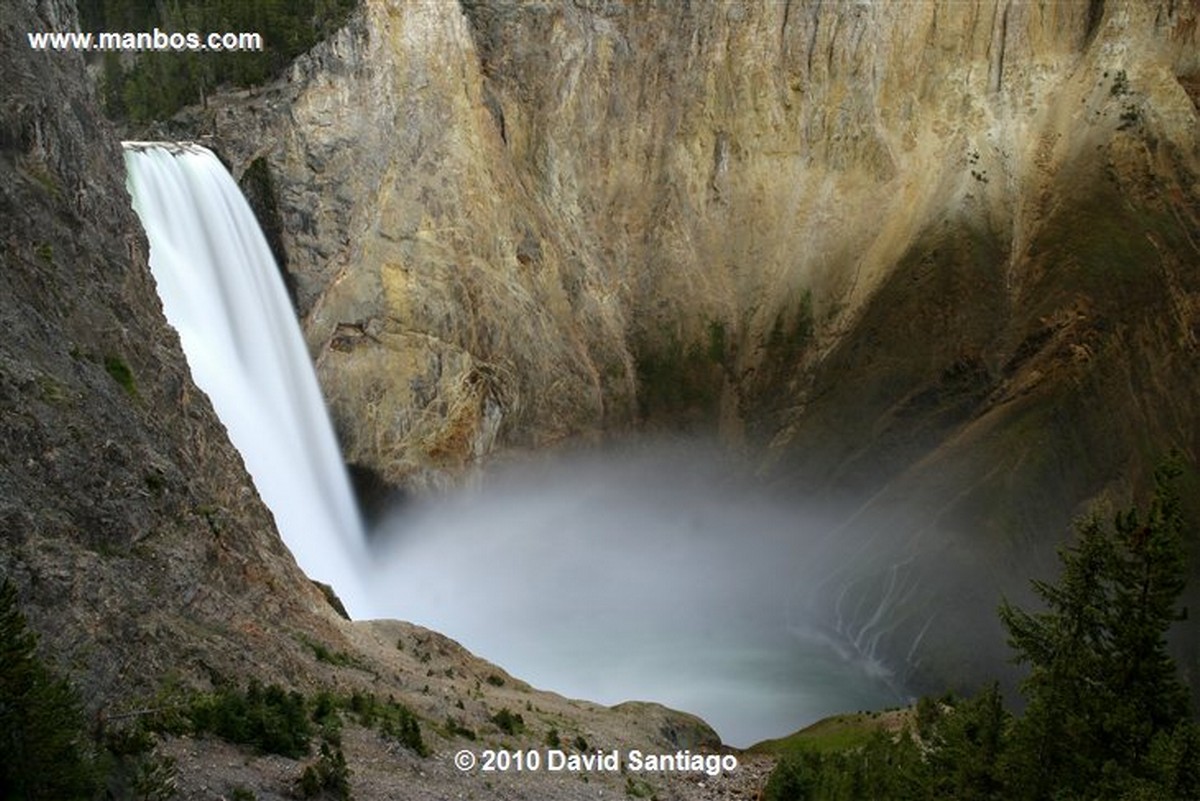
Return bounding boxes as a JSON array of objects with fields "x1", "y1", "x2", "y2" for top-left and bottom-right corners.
[
  {"x1": 82, "y1": 0, "x2": 359, "y2": 124},
  {"x1": 625, "y1": 776, "x2": 657, "y2": 798},
  {"x1": 633, "y1": 327, "x2": 725, "y2": 426},
  {"x1": 124, "y1": 682, "x2": 428, "y2": 766},
  {"x1": 0, "y1": 580, "x2": 185, "y2": 799},
  {"x1": 299, "y1": 634, "x2": 371, "y2": 672},
  {"x1": 296, "y1": 740, "x2": 351, "y2": 800},
  {"x1": 491, "y1": 707, "x2": 526, "y2": 736},
  {"x1": 752, "y1": 711, "x2": 898, "y2": 757},
  {"x1": 103, "y1": 354, "x2": 137, "y2": 397},
  {"x1": 0, "y1": 580, "x2": 100, "y2": 799},
  {"x1": 346, "y1": 690, "x2": 428, "y2": 756},
  {"x1": 185, "y1": 680, "x2": 312, "y2": 758},
  {"x1": 766, "y1": 289, "x2": 814, "y2": 356},
  {"x1": 444, "y1": 716, "x2": 478, "y2": 741}
]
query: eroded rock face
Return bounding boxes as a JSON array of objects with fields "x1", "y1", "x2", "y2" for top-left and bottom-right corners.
[
  {"x1": 179, "y1": 2, "x2": 637, "y2": 491},
  {"x1": 186, "y1": 0, "x2": 1196, "y2": 496}
]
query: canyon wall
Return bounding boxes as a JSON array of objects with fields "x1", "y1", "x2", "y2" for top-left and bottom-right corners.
[
  {"x1": 183, "y1": 0, "x2": 1200, "y2": 689},
  {"x1": 189, "y1": 0, "x2": 1198, "y2": 490}
]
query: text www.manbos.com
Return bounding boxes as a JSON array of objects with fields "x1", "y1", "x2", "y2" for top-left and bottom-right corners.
[{"x1": 27, "y1": 29, "x2": 263, "y2": 52}]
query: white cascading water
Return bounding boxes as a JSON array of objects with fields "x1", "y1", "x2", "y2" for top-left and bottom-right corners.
[{"x1": 123, "y1": 142, "x2": 372, "y2": 618}]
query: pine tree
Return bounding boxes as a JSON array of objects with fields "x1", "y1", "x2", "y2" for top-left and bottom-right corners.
[
  {"x1": 1000, "y1": 462, "x2": 1196, "y2": 798},
  {"x1": 0, "y1": 580, "x2": 98, "y2": 800},
  {"x1": 928, "y1": 682, "x2": 1009, "y2": 800}
]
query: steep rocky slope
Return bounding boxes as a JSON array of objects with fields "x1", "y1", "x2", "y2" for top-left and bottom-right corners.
[
  {"x1": 1, "y1": 0, "x2": 349, "y2": 705},
  {"x1": 180, "y1": 0, "x2": 1199, "y2": 692},
  {"x1": 1, "y1": 2, "x2": 723, "y2": 798}
]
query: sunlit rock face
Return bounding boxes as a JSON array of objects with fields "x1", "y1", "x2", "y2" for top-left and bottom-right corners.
[
  {"x1": 184, "y1": 0, "x2": 1200, "y2": 691},
  {"x1": 186, "y1": 0, "x2": 1196, "y2": 482},
  {"x1": 179, "y1": 2, "x2": 638, "y2": 492}
]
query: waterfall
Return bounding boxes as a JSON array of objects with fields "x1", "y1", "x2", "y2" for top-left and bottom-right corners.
[
  {"x1": 120, "y1": 142, "x2": 911, "y2": 746},
  {"x1": 123, "y1": 142, "x2": 371, "y2": 618}
]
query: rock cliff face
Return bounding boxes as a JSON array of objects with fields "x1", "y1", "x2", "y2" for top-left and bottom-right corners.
[
  {"x1": 185, "y1": 0, "x2": 1199, "y2": 689},
  {"x1": 180, "y1": 2, "x2": 639, "y2": 491},
  {"x1": 188, "y1": 0, "x2": 1197, "y2": 490},
  {"x1": 0, "y1": 0, "x2": 361, "y2": 706}
]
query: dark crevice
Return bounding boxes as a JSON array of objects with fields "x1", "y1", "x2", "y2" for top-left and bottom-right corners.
[
  {"x1": 349, "y1": 462, "x2": 408, "y2": 532},
  {"x1": 1085, "y1": 0, "x2": 1106, "y2": 44},
  {"x1": 989, "y1": 0, "x2": 1011, "y2": 94},
  {"x1": 238, "y1": 157, "x2": 298, "y2": 311}
]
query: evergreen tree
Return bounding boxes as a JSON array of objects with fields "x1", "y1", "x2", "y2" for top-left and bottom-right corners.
[
  {"x1": 0, "y1": 580, "x2": 98, "y2": 800},
  {"x1": 927, "y1": 683, "x2": 1009, "y2": 800},
  {"x1": 80, "y1": 0, "x2": 360, "y2": 123},
  {"x1": 1000, "y1": 461, "x2": 1196, "y2": 798},
  {"x1": 762, "y1": 460, "x2": 1197, "y2": 800}
]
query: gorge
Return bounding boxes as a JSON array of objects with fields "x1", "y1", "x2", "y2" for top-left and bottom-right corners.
[
  {"x1": 176, "y1": 0, "x2": 1199, "y2": 698},
  {"x1": 2, "y1": 0, "x2": 1199, "y2": 797}
]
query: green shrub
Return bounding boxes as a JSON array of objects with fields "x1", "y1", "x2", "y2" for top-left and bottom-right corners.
[
  {"x1": 378, "y1": 699, "x2": 427, "y2": 756},
  {"x1": 296, "y1": 741, "x2": 351, "y2": 800},
  {"x1": 186, "y1": 680, "x2": 311, "y2": 758},
  {"x1": 300, "y1": 635, "x2": 366, "y2": 670},
  {"x1": 103, "y1": 354, "x2": 137, "y2": 397},
  {"x1": 705, "y1": 319, "x2": 728, "y2": 365},
  {"x1": 491, "y1": 708, "x2": 525, "y2": 736},
  {"x1": 625, "y1": 776, "x2": 656, "y2": 798},
  {"x1": 445, "y1": 716, "x2": 477, "y2": 741},
  {"x1": 348, "y1": 691, "x2": 427, "y2": 755}
]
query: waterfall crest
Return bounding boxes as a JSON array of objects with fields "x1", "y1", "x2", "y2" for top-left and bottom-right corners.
[{"x1": 123, "y1": 143, "x2": 371, "y2": 618}]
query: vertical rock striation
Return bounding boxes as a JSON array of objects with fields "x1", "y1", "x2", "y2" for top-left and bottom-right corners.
[{"x1": 191, "y1": 0, "x2": 1197, "y2": 494}]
